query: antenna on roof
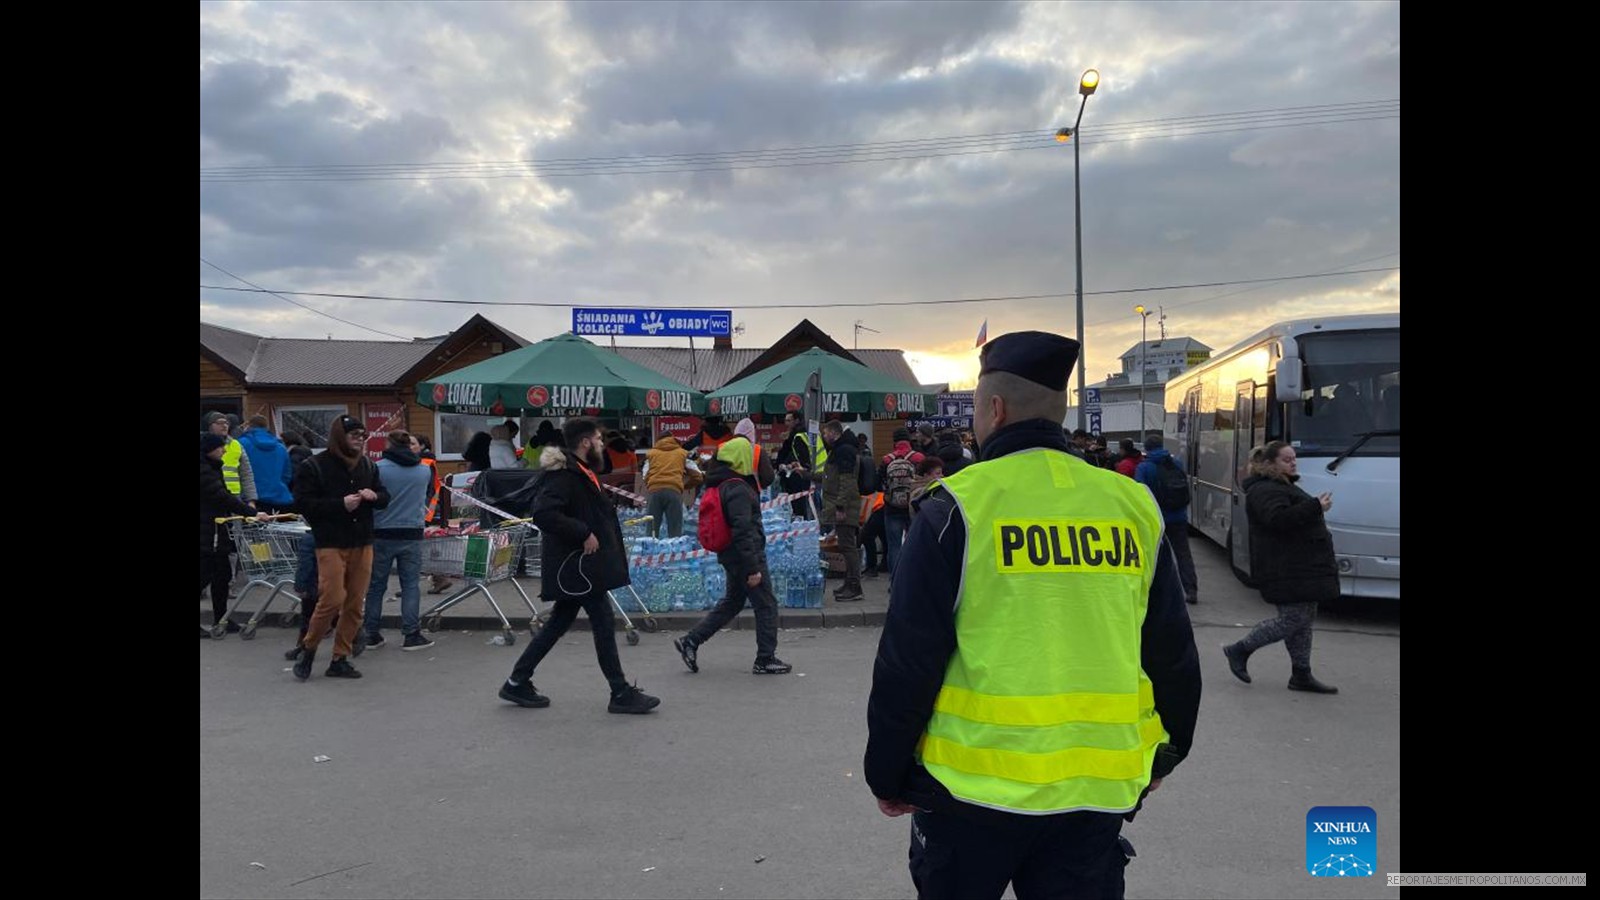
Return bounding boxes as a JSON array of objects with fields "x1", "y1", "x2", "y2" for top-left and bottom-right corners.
[
  {"x1": 854, "y1": 320, "x2": 880, "y2": 350},
  {"x1": 733, "y1": 322, "x2": 746, "y2": 337},
  {"x1": 1158, "y1": 307, "x2": 1167, "y2": 341}
]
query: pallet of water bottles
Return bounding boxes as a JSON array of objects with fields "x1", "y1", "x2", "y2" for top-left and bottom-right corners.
[{"x1": 624, "y1": 506, "x2": 825, "y2": 613}]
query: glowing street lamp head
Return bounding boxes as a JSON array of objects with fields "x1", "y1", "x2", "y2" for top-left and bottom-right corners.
[
  {"x1": 1055, "y1": 127, "x2": 1073, "y2": 143},
  {"x1": 1080, "y1": 69, "x2": 1100, "y2": 96},
  {"x1": 1135, "y1": 305, "x2": 1147, "y2": 316}
]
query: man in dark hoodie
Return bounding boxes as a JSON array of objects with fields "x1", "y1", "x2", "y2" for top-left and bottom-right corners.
[
  {"x1": 359, "y1": 430, "x2": 437, "y2": 652},
  {"x1": 291, "y1": 414, "x2": 391, "y2": 681},
  {"x1": 934, "y1": 429, "x2": 969, "y2": 476},
  {"x1": 817, "y1": 420, "x2": 864, "y2": 602},
  {"x1": 865, "y1": 331, "x2": 1200, "y2": 899},
  {"x1": 682, "y1": 415, "x2": 733, "y2": 467},
  {"x1": 497, "y1": 418, "x2": 660, "y2": 715},
  {"x1": 673, "y1": 440, "x2": 792, "y2": 676},
  {"x1": 201, "y1": 433, "x2": 266, "y2": 637},
  {"x1": 1134, "y1": 435, "x2": 1197, "y2": 606}
]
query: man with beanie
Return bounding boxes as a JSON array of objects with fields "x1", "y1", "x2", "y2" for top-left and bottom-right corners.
[
  {"x1": 238, "y1": 415, "x2": 294, "y2": 514},
  {"x1": 291, "y1": 414, "x2": 390, "y2": 680},
  {"x1": 673, "y1": 440, "x2": 792, "y2": 676},
  {"x1": 359, "y1": 431, "x2": 436, "y2": 651},
  {"x1": 817, "y1": 420, "x2": 864, "y2": 602},
  {"x1": 497, "y1": 418, "x2": 660, "y2": 715},
  {"x1": 866, "y1": 330, "x2": 1201, "y2": 899},
  {"x1": 200, "y1": 433, "x2": 266, "y2": 637},
  {"x1": 1135, "y1": 434, "x2": 1199, "y2": 605},
  {"x1": 203, "y1": 411, "x2": 258, "y2": 504},
  {"x1": 879, "y1": 430, "x2": 925, "y2": 579}
]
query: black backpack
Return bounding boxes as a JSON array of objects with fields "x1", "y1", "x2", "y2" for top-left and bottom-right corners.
[
  {"x1": 1149, "y1": 456, "x2": 1190, "y2": 512},
  {"x1": 858, "y1": 453, "x2": 879, "y2": 495}
]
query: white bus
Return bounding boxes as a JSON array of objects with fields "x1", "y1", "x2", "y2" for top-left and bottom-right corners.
[{"x1": 1163, "y1": 313, "x2": 1399, "y2": 600}]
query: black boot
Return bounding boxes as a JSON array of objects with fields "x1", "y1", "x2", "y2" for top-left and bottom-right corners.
[
  {"x1": 1288, "y1": 668, "x2": 1338, "y2": 694},
  {"x1": 293, "y1": 644, "x2": 316, "y2": 681},
  {"x1": 1223, "y1": 642, "x2": 1252, "y2": 684}
]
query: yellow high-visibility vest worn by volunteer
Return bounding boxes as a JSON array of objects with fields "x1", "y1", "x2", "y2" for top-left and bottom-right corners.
[
  {"x1": 220, "y1": 438, "x2": 244, "y2": 496},
  {"x1": 916, "y1": 447, "x2": 1169, "y2": 814}
]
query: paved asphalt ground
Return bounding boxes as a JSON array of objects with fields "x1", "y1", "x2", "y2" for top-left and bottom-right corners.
[{"x1": 200, "y1": 535, "x2": 1400, "y2": 899}]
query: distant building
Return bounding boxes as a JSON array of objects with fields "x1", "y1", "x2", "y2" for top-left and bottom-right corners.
[{"x1": 1071, "y1": 336, "x2": 1213, "y2": 440}]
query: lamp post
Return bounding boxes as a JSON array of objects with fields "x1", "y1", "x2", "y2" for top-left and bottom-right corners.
[
  {"x1": 1056, "y1": 68, "x2": 1100, "y2": 432},
  {"x1": 1135, "y1": 304, "x2": 1152, "y2": 440}
]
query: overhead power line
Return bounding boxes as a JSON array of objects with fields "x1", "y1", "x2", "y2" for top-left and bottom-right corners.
[
  {"x1": 200, "y1": 99, "x2": 1397, "y2": 183},
  {"x1": 199, "y1": 264, "x2": 1398, "y2": 312},
  {"x1": 199, "y1": 257, "x2": 409, "y2": 340}
]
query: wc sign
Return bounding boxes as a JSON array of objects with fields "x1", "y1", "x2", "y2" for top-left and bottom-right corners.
[{"x1": 572, "y1": 308, "x2": 732, "y2": 338}]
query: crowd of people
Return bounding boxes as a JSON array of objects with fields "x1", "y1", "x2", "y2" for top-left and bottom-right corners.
[{"x1": 203, "y1": 325, "x2": 1363, "y2": 898}]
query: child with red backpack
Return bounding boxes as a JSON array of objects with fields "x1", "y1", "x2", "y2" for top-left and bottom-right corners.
[{"x1": 673, "y1": 440, "x2": 792, "y2": 675}]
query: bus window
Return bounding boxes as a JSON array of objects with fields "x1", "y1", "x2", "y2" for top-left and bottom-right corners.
[{"x1": 1289, "y1": 330, "x2": 1399, "y2": 456}]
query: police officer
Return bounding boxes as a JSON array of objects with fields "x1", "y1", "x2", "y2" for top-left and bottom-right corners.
[{"x1": 864, "y1": 331, "x2": 1202, "y2": 900}]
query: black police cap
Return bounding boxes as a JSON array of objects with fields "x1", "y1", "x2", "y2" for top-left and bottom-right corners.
[{"x1": 978, "y1": 331, "x2": 1080, "y2": 391}]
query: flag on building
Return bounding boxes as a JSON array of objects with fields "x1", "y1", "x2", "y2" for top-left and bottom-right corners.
[{"x1": 975, "y1": 318, "x2": 988, "y2": 347}]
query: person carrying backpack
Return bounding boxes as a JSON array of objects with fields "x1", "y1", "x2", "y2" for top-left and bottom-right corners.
[
  {"x1": 879, "y1": 432, "x2": 925, "y2": 578},
  {"x1": 1135, "y1": 434, "x2": 1198, "y2": 605},
  {"x1": 673, "y1": 441, "x2": 792, "y2": 676}
]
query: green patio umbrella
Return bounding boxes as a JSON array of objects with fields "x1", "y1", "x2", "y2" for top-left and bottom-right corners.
[
  {"x1": 705, "y1": 348, "x2": 935, "y2": 420},
  {"x1": 417, "y1": 333, "x2": 706, "y2": 416}
]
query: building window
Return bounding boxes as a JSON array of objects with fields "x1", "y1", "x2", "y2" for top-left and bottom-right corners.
[
  {"x1": 435, "y1": 412, "x2": 513, "y2": 461},
  {"x1": 275, "y1": 405, "x2": 348, "y2": 450}
]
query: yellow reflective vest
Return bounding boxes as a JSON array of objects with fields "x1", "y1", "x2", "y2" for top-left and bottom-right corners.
[
  {"x1": 220, "y1": 437, "x2": 244, "y2": 496},
  {"x1": 792, "y1": 431, "x2": 827, "y2": 474},
  {"x1": 916, "y1": 447, "x2": 1169, "y2": 814}
]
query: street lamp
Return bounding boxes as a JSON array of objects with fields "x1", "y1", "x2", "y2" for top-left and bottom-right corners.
[
  {"x1": 1056, "y1": 68, "x2": 1100, "y2": 432},
  {"x1": 1135, "y1": 304, "x2": 1152, "y2": 440}
]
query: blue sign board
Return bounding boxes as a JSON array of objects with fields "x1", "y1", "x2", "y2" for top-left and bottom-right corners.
[{"x1": 572, "y1": 308, "x2": 732, "y2": 338}]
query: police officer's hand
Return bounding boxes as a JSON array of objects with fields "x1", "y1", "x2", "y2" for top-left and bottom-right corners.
[
  {"x1": 746, "y1": 572, "x2": 762, "y2": 588},
  {"x1": 877, "y1": 798, "x2": 917, "y2": 818},
  {"x1": 583, "y1": 533, "x2": 600, "y2": 555}
]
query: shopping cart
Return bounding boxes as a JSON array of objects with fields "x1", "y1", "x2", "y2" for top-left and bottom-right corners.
[
  {"x1": 610, "y1": 515, "x2": 661, "y2": 645},
  {"x1": 419, "y1": 519, "x2": 541, "y2": 645},
  {"x1": 211, "y1": 515, "x2": 308, "y2": 640}
]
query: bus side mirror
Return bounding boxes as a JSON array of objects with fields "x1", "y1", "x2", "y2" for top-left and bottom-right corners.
[{"x1": 1275, "y1": 359, "x2": 1302, "y2": 403}]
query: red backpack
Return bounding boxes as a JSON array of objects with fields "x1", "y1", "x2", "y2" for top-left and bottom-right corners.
[{"x1": 696, "y1": 479, "x2": 745, "y2": 552}]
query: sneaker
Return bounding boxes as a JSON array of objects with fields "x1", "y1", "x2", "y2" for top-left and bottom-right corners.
[
  {"x1": 498, "y1": 680, "x2": 550, "y2": 708},
  {"x1": 365, "y1": 632, "x2": 387, "y2": 650},
  {"x1": 608, "y1": 683, "x2": 661, "y2": 715},
  {"x1": 325, "y1": 657, "x2": 363, "y2": 679},
  {"x1": 284, "y1": 644, "x2": 304, "y2": 661},
  {"x1": 752, "y1": 657, "x2": 793, "y2": 675},
  {"x1": 200, "y1": 627, "x2": 212, "y2": 639},
  {"x1": 402, "y1": 632, "x2": 435, "y2": 651},
  {"x1": 863, "y1": 567, "x2": 880, "y2": 578},
  {"x1": 673, "y1": 637, "x2": 699, "y2": 673},
  {"x1": 216, "y1": 620, "x2": 241, "y2": 634},
  {"x1": 834, "y1": 591, "x2": 865, "y2": 603},
  {"x1": 292, "y1": 645, "x2": 316, "y2": 681},
  {"x1": 351, "y1": 634, "x2": 367, "y2": 657}
]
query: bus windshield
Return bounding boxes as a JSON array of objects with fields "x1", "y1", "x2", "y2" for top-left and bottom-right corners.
[{"x1": 1288, "y1": 329, "x2": 1399, "y2": 456}]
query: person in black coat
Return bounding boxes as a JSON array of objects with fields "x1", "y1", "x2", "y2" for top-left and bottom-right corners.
[
  {"x1": 201, "y1": 433, "x2": 264, "y2": 637},
  {"x1": 672, "y1": 448, "x2": 790, "y2": 676},
  {"x1": 462, "y1": 431, "x2": 492, "y2": 472},
  {"x1": 1222, "y1": 440, "x2": 1340, "y2": 694},
  {"x1": 496, "y1": 418, "x2": 660, "y2": 715},
  {"x1": 291, "y1": 415, "x2": 390, "y2": 680}
]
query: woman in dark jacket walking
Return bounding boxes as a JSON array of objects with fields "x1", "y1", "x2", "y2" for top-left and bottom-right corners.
[
  {"x1": 462, "y1": 431, "x2": 493, "y2": 472},
  {"x1": 201, "y1": 433, "x2": 263, "y2": 637},
  {"x1": 1222, "y1": 441, "x2": 1340, "y2": 694}
]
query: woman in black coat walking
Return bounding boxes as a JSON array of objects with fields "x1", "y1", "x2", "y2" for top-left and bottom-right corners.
[{"x1": 1222, "y1": 441, "x2": 1340, "y2": 694}]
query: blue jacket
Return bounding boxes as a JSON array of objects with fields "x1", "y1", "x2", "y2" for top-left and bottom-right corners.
[
  {"x1": 864, "y1": 419, "x2": 1201, "y2": 814},
  {"x1": 238, "y1": 427, "x2": 294, "y2": 506},
  {"x1": 1135, "y1": 447, "x2": 1189, "y2": 525}
]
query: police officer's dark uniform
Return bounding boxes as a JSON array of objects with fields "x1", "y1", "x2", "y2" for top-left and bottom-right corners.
[{"x1": 865, "y1": 331, "x2": 1202, "y2": 900}]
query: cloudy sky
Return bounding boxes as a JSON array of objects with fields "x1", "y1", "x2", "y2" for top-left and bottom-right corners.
[{"x1": 199, "y1": 0, "x2": 1399, "y2": 390}]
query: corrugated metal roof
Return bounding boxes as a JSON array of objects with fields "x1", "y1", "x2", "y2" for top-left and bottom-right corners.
[
  {"x1": 199, "y1": 322, "x2": 262, "y2": 374},
  {"x1": 608, "y1": 346, "x2": 919, "y2": 391},
  {"x1": 248, "y1": 337, "x2": 442, "y2": 386}
]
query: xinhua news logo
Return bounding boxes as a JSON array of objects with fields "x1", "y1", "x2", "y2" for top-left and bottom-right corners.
[{"x1": 1306, "y1": 806, "x2": 1376, "y2": 877}]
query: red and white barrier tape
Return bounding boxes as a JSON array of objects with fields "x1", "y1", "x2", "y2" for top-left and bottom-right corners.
[
  {"x1": 630, "y1": 524, "x2": 820, "y2": 568},
  {"x1": 608, "y1": 483, "x2": 809, "y2": 511},
  {"x1": 445, "y1": 485, "x2": 534, "y2": 528},
  {"x1": 603, "y1": 483, "x2": 649, "y2": 507}
]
